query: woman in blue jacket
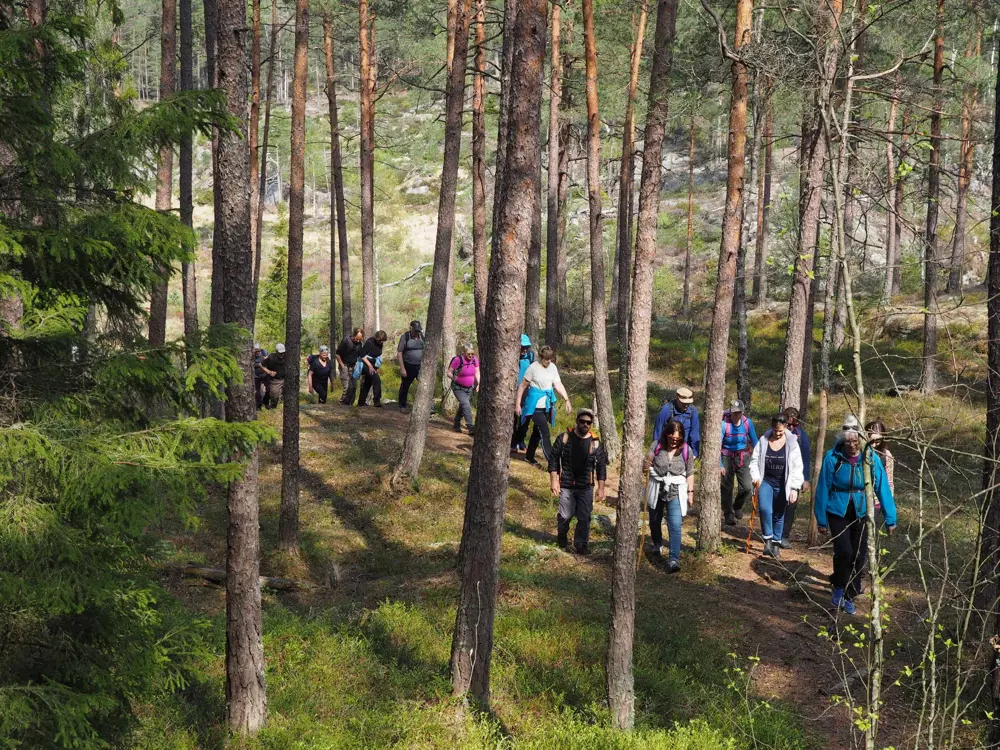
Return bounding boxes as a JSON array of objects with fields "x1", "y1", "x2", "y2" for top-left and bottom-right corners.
[{"x1": 814, "y1": 422, "x2": 897, "y2": 615}]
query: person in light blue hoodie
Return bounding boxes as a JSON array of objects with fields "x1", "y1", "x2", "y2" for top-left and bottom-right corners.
[
  {"x1": 814, "y1": 418, "x2": 897, "y2": 615},
  {"x1": 511, "y1": 334, "x2": 536, "y2": 452}
]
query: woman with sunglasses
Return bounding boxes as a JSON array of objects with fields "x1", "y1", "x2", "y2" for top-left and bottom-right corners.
[
  {"x1": 643, "y1": 419, "x2": 695, "y2": 572},
  {"x1": 749, "y1": 413, "x2": 805, "y2": 559}
]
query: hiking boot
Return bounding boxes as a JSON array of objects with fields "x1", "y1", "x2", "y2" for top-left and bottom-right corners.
[
  {"x1": 525, "y1": 457, "x2": 541, "y2": 468},
  {"x1": 453, "y1": 425, "x2": 463, "y2": 433},
  {"x1": 557, "y1": 535, "x2": 568, "y2": 549},
  {"x1": 575, "y1": 546, "x2": 591, "y2": 556},
  {"x1": 778, "y1": 538, "x2": 793, "y2": 550},
  {"x1": 468, "y1": 427, "x2": 475, "y2": 437},
  {"x1": 725, "y1": 513, "x2": 737, "y2": 526},
  {"x1": 399, "y1": 406, "x2": 410, "y2": 414},
  {"x1": 762, "y1": 540, "x2": 779, "y2": 558},
  {"x1": 374, "y1": 403, "x2": 383, "y2": 408},
  {"x1": 734, "y1": 508, "x2": 744, "y2": 520},
  {"x1": 651, "y1": 544, "x2": 661, "y2": 557},
  {"x1": 667, "y1": 559, "x2": 681, "y2": 574}
]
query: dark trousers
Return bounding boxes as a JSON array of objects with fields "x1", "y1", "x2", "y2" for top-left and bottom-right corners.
[
  {"x1": 339, "y1": 366, "x2": 357, "y2": 405},
  {"x1": 357, "y1": 368, "x2": 382, "y2": 406},
  {"x1": 515, "y1": 409, "x2": 552, "y2": 462},
  {"x1": 558, "y1": 486, "x2": 593, "y2": 552},
  {"x1": 254, "y1": 377, "x2": 266, "y2": 409},
  {"x1": 398, "y1": 363, "x2": 421, "y2": 408},
  {"x1": 782, "y1": 501, "x2": 798, "y2": 541},
  {"x1": 314, "y1": 379, "x2": 329, "y2": 404},
  {"x1": 721, "y1": 453, "x2": 753, "y2": 515},
  {"x1": 828, "y1": 501, "x2": 868, "y2": 600},
  {"x1": 263, "y1": 378, "x2": 284, "y2": 409},
  {"x1": 511, "y1": 414, "x2": 536, "y2": 450},
  {"x1": 452, "y1": 384, "x2": 474, "y2": 429}
]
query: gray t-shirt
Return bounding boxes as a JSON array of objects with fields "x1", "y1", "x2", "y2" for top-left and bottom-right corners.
[
  {"x1": 646, "y1": 442, "x2": 694, "y2": 503},
  {"x1": 397, "y1": 332, "x2": 425, "y2": 366}
]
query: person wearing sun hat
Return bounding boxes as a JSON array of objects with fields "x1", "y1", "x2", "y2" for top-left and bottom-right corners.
[{"x1": 652, "y1": 386, "x2": 701, "y2": 456}]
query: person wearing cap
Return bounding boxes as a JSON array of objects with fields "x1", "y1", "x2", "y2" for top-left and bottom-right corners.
[
  {"x1": 356, "y1": 330, "x2": 388, "y2": 407},
  {"x1": 511, "y1": 334, "x2": 537, "y2": 453},
  {"x1": 307, "y1": 345, "x2": 335, "y2": 404},
  {"x1": 515, "y1": 345, "x2": 572, "y2": 466},
  {"x1": 779, "y1": 406, "x2": 811, "y2": 549},
  {"x1": 336, "y1": 327, "x2": 365, "y2": 405},
  {"x1": 447, "y1": 342, "x2": 480, "y2": 434},
  {"x1": 548, "y1": 407, "x2": 608, "y2": 554},
  {"x1": 259, "y1": 343, "x2": 287, "y2": 409},
  {"x1": 720, "y1": 399, "x2": 758, "y2": 526},
  {"x1": 652, "y1": 387, "x2": 701, "y2": 456},
  {"x1": 814, "y1": 417, "x2": 897, "y2": 615},
  {"x1": 396, "y1": 320, "x2": 425, "y2": 412},
  {"x1": 748, "y1": 413, "x2": 805, "y2": 558},
  {"x1": 253, "y1": 342, "x2": 269, "y2": 410}
]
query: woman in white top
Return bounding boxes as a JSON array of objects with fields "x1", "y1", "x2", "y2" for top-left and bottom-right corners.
[
  {"x1": 749, "y1": 413, "x2": 804, "y2": 559},
  {"x1": 514, "y1": 345, "x2": 572, "y2": 466}
]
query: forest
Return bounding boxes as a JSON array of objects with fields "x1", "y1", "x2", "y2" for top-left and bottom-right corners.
[{"x1": 2, "y1": 0, "x2": 1000, "y2": 746}]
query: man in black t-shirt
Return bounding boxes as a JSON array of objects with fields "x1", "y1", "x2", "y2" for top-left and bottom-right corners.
[
  {"x1": 548, "y1": 408, "x2": 608, "y2": 554},
  {"x1": 259, "y1": 343, "x2": 286, "y2": 409},
  {"x1": 335, "y1": 327, "x2": 364, "y2": 405}
]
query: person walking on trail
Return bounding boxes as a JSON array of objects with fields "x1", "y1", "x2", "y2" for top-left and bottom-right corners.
[
  {"x1": 652, "y1": 386, "x2": 701, "y2": 456},
  {"x1": 866, "y1": 419, "x2": 896, "y2": 526},
  {"x1": 259, "y1": 343, "x2": 287, "y2": 410},
  {"x1": 396, "y1": 320, "x2": 425, "y2": 413},
  {"x1": 779, "y1": 406, "x2": 811, "y2": 549},
  {"x1": 749, "y1": 413, "x2": 805, "y2": 559},
  {"x1": 643, "y1": 419, "x2": 695, "y2": 573},
  {"x1": 515, "y1": 345, "x2": 572, "y2": 467},
  {"x1": 335, "y1": 328, "x2": 365, "y2": 405},
  {"x1": 253, "y1": 342, "x2": 269, "y2": 410},
  {"x1": 447, "y1": 343, "x2": 480, "y2": 435},
  {"x1": 307, "y1": 345, "x2": 335, "y2": 404},
  {"x1": 720, "y1": 399, "x2": 758, "y2": 526},
  {"x1": 549, "y1": 407, "x2": 607, "y2": 554},
  {"x1": 511, "y1": 334, "x2": 536, "y2": 453},
  {"x1": 356, "y1": 330, "x2": 388, "y2": 407},
  {"x1": 814, "y1": 418, "x2": 897, "y2": 615}
]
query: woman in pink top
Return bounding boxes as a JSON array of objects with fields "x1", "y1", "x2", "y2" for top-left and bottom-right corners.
[{"x1": 448, "y1": 343, "x2": 480, "y2": 435}]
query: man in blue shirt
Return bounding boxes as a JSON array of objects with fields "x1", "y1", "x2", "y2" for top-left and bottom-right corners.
[
  {"x1": 652, "y1": 387, "x2": 701, "y2": 456},
  {"x1": 779, "y1": 406, "x2": 811, "y2": 548},
  {"x1": 720, "y1": 399, "x2": 758, "y2": 525}
]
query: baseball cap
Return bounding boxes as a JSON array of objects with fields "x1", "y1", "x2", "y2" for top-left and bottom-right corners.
[
  {"x1": 276, "y1": 343, "x2": 286, "y2": 353},
  {"x1": 675, "y1": 387, "x2": 694, "y2": 404},
  {"x1": 520, "y1": 334, "x2": 532, "y2": 347},
  {"x1": 729, "y1": 399, "x2": 745, "y2": 412},
  {"x1": 410, "y1": 320, "x2": 422, "y2": 332}
]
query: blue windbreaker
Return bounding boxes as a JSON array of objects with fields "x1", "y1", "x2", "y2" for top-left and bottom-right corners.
[
  {"x1": 652, "y1": 400, "x2": 701, "y2": 457},
  {"x1": 719, "y1": 414, "x2": 758, "y2": 466},
  {"x1": 814, "y1": 443, "x2": 897, "y2": 527}
]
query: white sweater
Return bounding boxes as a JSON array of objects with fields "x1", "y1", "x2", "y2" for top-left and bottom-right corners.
[{"x1": 749, "y1": 430, "x2": 805, "y2": 499}]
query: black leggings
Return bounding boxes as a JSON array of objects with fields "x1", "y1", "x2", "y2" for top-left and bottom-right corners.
[
  {"x1": 357, "y1": 368, "x2": 382, "y2": 406},
  {"x1": 515, "y1": 409, "x2": 552, "y2": 462},
  {"x1": 828, "y1": 500, "x2": 869, "y2": 600},
  {"x1": 398, "y1": 363, "x2": 421, "y2": 408}
]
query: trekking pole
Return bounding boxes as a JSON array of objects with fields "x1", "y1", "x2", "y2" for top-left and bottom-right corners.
[{"x1": 745, "y1": 481, "x2": 760, "y2": 554}]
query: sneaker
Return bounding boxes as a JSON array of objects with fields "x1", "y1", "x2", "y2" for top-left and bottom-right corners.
[
  {"x1": 667, "y1": 559, "x2": 681, "y2": 574},
  {"x1": 734, "y1": 508, "x2": 744, "y2": 520},
  {"x1": 842, "y1": 599, "x2": 857, "y2": 615},
  {"x1": 517, "y1": 443, "x2": 527, "y2": 452},
  {"x1": 575, "y1": 547, "x2": 591, "y2": 556},
  {"x1": 778, "y1": 538, "x2": 793, "y2": 550},
  {"x1": 453, "y1": 425, "x2": 463, "y2": 433},
  {"x1": 399, "y1": 406, "x2": 410, "y2": 414},
  {"x1": 762, "y1": 540, "x2": 779, "y2": 558},
  {"x1": 374, "y1": 403, "x2": 383, "y2": 408},
  {"x1": 468, "y1": 427, "x2": 475, "y2": 437},
  {"x1": 832, "y1": 587, "x2": 845, "y2": 609},
  {"x1": 725, "y1": 513, "x2": 737, "y2": 526},
  {"x1": 525, "y1": 457, "x2": 541, "y2": 468}
]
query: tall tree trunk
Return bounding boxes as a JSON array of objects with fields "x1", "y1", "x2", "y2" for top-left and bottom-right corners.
[
  {"x1": 799, "y1": 217, "x2": 820, "y2": 418},
  {"x1": 735, "y1": 235, "x2": 751, "y2": 410},
  {"x1": 614, "y1": 0, "x2": 648, "y2": 353},
  {"x1": 682, "y1": 111, "x2": 695, "y2": 316},
  {"x1": 359, "y1": 0, "x2": 376, "y2": 332},
  {"x1": 279, "y1": 0, "x2": 308, "y2": 553},
  {"x1": 922, "y1": 0, "x2": 944, "y2": 395},
  {"x1": 890, "y1": 109, "x2": 910, "y2": 296},
  {"x1": 752, "y1": 80, "x2": 773, "y2": 306},
  {"x1": 179, "y1": 0, "x2": 197, "y2": 354},
  {"x1": 883, "y1": 82, "x2": 900, "y2": 300},
  {"x1": 524, "y1": 15, "x2": 543, "y2": 350},
  {"x1": 391, "y1": 0, "x2": 472, "y2": 487},
  {"x1": 249, "y1": 0, "x2": 261, "y2": 289},
  {"x1": 324, "y1": 15, "x2": 337, "y2": 348},
  {"x1": 217, "y1": 0, "x2": 266, "y2": 731},
  {"x1": 472, "y1": 0, "x2": 488, "y2": 341},
  {"x1": 607, "y1": 0, "x2": 678, "y2": 730},
  {"x1": 253, "y1": 0, "x2": 278, "y2": 314},
  {"x1": 149, "y1": 0, "x2": 177, "y2": 346},
  {"x1": 450, "y1": 0, "x2": 545, "y2": 705},
  {"x1": 779, "y1": 0, "x2": 843, "y2": 410},
  {"x1": 583, "y1": 0, "x2": 621, "y2": 463},
  {"x1": 948, "y1": 30, "x2": 982, "y2": 294},
  {"x1": 556, "y1": 115, "x2": 571, "y2": 343},
  {"x1": 696, "y1": 0, "x2": 752, "y2": 554},
  {"x1": 492, "y1": 0, "x2": 518, "y2": 260},
  {"x1": 443, "y1": 2, "x2": 459, "y2": 419},
  {"x1": 543, "y1": 0, "x2": 562, "y2": 348},
  {"x1": 205, "y1": 0, "x2": 224, "y2": 332}
]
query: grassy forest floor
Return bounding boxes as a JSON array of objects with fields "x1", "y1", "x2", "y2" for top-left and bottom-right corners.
[{"x1": 133, "y1": 300, "x2": 989, "y2": 749}]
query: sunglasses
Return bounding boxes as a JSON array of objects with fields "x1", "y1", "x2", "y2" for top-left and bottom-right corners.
[{"x1": 577, "y1": 419, "x2": 593, "y2": 425}]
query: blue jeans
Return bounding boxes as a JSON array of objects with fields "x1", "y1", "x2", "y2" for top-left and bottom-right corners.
[
  {"x1": 757, "y1": 482, "x2": 788, "y2": 541},
  {"x1": 649, "y1": 492, "x2": 683, "y2": 561}
]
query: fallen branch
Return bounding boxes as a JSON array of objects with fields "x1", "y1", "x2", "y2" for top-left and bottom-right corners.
[
  {"x1": 155, "y1": 562, "x2": 322, "y2": 591},
  {"x1": 380, "y1": 262, "x2": 433, "y2": 288}
]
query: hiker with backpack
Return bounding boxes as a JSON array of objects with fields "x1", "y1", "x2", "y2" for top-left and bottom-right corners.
[
  {"x1": 259, "y1": 343, "x2": 287, "y2": 410},
  {"x1": 814, "y1": 417, "x2": 897, "y2": 615},
  {"x1": 356, "y1": 330, "x2": 388, "y2": 407},
  {"x1": 548, "y1": 407, "x2": 608, "y2": 554},
  {"x1": 306, "y1": 345, "x2": 335, "y2": 404},
  {"x1": 447, "y1": 343, "x2": 480, "y2": 435},
  {"x1": 511, "y1": 334, "x2": 536, "y2": 453},
  {"x1": 643, "y1": 419, "x2": 695, "y2": 572},
  {"x1": 253, "y1": 342, "x2": 268, "y2": 410},
  {"x1": 514, "y1": 345, "x2": 572, "y2": 466},
  {"x1": 866, "y1": 419, "x2": 895, "y2": 526},
  {"x1": 396, "y1": 320, "x2": 425, "y2": 413},
  {"x1": 748, "y1": 413, "x2": 805, "y2": 559},
  {"x1": 720, "y1": 399, "x2": 758, "y2": 526},
  {"x1": 335, "y1": 328, "x2": 365, "y2": 405},
  {"x1": 652, "y1": 386, "x2": 701, "y2": 455},
  {"x1": 779, "y1": 406, "x2": 811, "y2": 549}
]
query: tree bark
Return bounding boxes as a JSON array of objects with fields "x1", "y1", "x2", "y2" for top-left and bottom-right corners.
[
  {"x1": 179, "y1": 0, "x2": 198, "y2": 355},
  {"x1": 696, "y1": 0, "x2": 752, "y2": 554},
  {"x1": 491, "y1": 0, "x2": 518, "y2": 261},
  {"x1": 800, "y1": 222, "x2": 820, "y2": 418},
  {"x1": 779, "y1": 0, "x2": 843, "y2": 410},
  {"x1": 607, "y1": 0, "x2": 678, "y2": 730},
  {"x1": 556, "y1": 115, "x2": 571, "y2": 344},
  {"x1": 205, "y1": 0, "x2": 224, "y2": 332},
  {"x1": 323, "y1": 16, "x2": 337, "y2": 348},
  {"x1": 359, "y1": 0, "x2": 377, "y2": 332},
  {"x1": 450, "y1": 0, "x2": 545, "y2": 706},
  {"x1": 735, "y1": 230, "x2": 751, "y2": 410},
  {"x1": 948, "y1": 30, "x2": 982, "y2": 295},
  {"x1": 249, "y1": 0, "x2": 261, "y2": 292},
  {"x1": 883, "y1": 83, "x2": 900, "y2": 300},
  {"x1": 583, "y1": 0, "x2": 621, "y2": 463},
  {"x1": 922, "y1": 0, "x2": 944, "y2": 395},
  {"x1": 217, "y1": 0, "x2": 266, "y2": 730},
  {"x1": 614, "y1": 1, "x2": 648, "y2": 353},
  {"x1": 543, "y1": 0, "x2": 562, "y2": 349},
  {"x1": 149, "y1": 0, "x2": 177, "y2": 346},
  {"x1": 253, "y1": 0, "x2": 277, "y2": 315},
  {"x1": 472, "y1": 0, "x2": 488, "y2": 341},
  {"x1": 682, "y1": 111, "x2": 695, "y2": 316},
  {"x1": 524, "y1": 12, "x2": 543, "y2": 351},
  {"x1": 890, "y1": 109, "x2": 909, "y2": 296},
  {"x1": 752, "y1": 81, "x2": 773, "y2": 306},
  {"x1": 391, "y1": 0, "x2": 472, "y2": 487},
  {"x1": 279, "y1": 0, "x2": 308, "y2": 553}
]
